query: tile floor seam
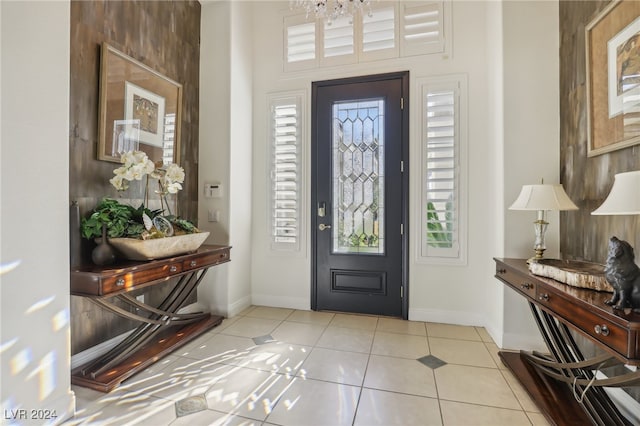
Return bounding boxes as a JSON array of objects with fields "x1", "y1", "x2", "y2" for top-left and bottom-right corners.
[
  {"x1": 499, "y1": 368, "x2": 540, "y2": 413},
  {"x1": 438, "y1": 397, "x2": 533, "y2": 413},
  {"x1": 360, "y1": 385, "x2": 440, "y2": 400}
]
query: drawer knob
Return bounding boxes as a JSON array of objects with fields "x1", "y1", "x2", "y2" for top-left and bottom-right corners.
[
  {"x1": 190, "y1": 260, "x2": 197, "y2": 267},
  {"x1": 521, "y1": 282, "x2": 533, "y2": 290},
  {"x1": 170, "y1": 265, "x2": 178, "y2": 273},
  {"x1": 497, "y1": 268, "x2": 506, "y2": 274},
  {"x1": 594, "y1": 324, "x2": 610, "y2": 336},
  {"x1": 538, "y1": 293, "x2": 549, "y2": 302},
  {"x1": 116, "y1": 278, "x2": 125, "y2": 287}
]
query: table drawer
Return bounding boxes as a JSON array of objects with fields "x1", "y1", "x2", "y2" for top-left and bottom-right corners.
[
  {"x1": 183, "y1": 248, "x2": 230, "y2": 271},
  {"x1": 101, "y1": 261, "x2": 183, "y2": 293},
  {"x1": 496, "y1": 266, "x2": 537, "y2": 299},
  {"x1": 536, "y1": 286, "x2": 628, "y2": 356}
]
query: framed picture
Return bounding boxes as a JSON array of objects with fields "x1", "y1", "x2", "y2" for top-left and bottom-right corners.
[
  {"x1": 98, "y1": 43, "x2": 182, "y2": 164},
  {"x1": 124, "y1": 82, "x2": 166, "y2": 148},
  {"x1": 586, "y1": 0, "x2": 640, "y2": 157}
]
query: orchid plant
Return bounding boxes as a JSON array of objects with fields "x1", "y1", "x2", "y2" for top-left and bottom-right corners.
[{"x1": 80, "y1": 151, "x2": 197, "y2": 241}]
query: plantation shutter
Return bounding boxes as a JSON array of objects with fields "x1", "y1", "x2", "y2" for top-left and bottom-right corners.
[
  {"x1": 270, "y1": 96, "x2": 302, "y2": 250},
  {"x1": 321, "y1": 15, "x2": 356, "y2": 66},
  {"x1": 423, "y1": 84, "x2": 459, "y2": 258},
  {"x1": 362, "y1": 6, "x2": 395, "y2": 52},
  {"x1": 400, "y1": 1, "x2": 445, "y2": 57},
  {"x1": 284, "y1": 15, "x2": 317, "y2": 71}
]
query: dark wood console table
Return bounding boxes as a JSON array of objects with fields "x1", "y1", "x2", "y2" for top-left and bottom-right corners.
[
  {"x1": 494, "y1": 258, "x2": 640, "y2": 426},
  {"x1": 71, "y1": 244, "x2": 231, "y2": 392}
]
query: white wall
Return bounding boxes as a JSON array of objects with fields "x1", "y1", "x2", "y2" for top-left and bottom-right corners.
[
  {"x1": 1, "y1": 0, "x2": 74, "y2": 422},
  {"x1": 199, "y1": 0, "x2": 254, "y2": 317},
  {"x1": 501, "y1": 0, "x2": 559, "y2": 351},
  {"x1": 485, "y1": 0, "x2": 506, "y2": 346}
]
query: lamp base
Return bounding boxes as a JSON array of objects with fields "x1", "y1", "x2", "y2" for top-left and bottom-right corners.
[{"x1": 526, "y1": 248, "x2": 546, "y2": 264}]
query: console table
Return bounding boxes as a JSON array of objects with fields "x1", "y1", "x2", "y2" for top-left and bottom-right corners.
[
  {"x1": 71, "y1": 244, "x2": 231, "y2": 392},
  {"x1": 494, "y1": 258, "x2": 640, "y2": 426}
]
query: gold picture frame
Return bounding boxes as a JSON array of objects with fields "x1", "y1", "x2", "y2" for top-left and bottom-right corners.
[
  {"x1": 586, "y1": 0, "x2": 640, "y2": 157},
  {"x1": 98, "y1": 43, "x2": 182, "y2": 164}
]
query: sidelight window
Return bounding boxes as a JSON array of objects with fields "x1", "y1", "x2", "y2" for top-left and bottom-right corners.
[
  {"x1": 419, "y1": 75, "x2": 467, "y2": 263},
  {"x1": 269, "y1": 92, "x2": 305, "y2": 252}
]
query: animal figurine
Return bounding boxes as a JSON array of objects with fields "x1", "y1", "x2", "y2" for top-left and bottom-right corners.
[{"x1": 604, "y1": 237, "x2": 640, "y2": 311}]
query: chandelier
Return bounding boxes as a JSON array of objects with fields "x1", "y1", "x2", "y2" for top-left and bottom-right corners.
[{"x1": 290, "y1": 0, "x2": 373, "y2": 23}]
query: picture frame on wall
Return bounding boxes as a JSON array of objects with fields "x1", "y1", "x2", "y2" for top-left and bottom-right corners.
[
  {"x1": 124, "y1": 82, "x2": 166, "y2": 148},
  {"x1": 98, "y1": 42, "x2": 182, "y2": 164},
  {"x1": 586, "y1": 0, "x2": 640, "y2": 157}
]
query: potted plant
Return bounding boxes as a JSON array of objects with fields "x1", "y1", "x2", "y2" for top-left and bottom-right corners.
[{"x1": 81, "y1": 151, "x2": 208, "y2": 263}]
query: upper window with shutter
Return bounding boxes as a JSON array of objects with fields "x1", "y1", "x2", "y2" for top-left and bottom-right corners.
[
  {"x1": 419, "y1": 75, "x2": 467, "y2": 263},
  {"x1": 269, "y1": 93, "x2": 305, "y2": 252},
  {"x1": 361, "y1": 5, "x2": 398, "y2": 62},
  {"x1": 284, "y1": 15, "x2": 317, "y2": 71},
  {"x1": 283, "y1": 1, "x2": 449, "y2": 71},
  {"x1": 401, "y1": 1, "x2": 446, "y2": 57},
  {"x1": 320, "y1": 16, "x2": 357, "y2": 66}
]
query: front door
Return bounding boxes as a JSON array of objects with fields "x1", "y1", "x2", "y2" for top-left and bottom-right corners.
[{"x1": 311, "y1": 72, "x2": 408, "y2": 318}]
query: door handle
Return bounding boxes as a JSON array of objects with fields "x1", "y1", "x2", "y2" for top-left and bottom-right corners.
[{"x1": 318, "y1": 223, "x2": 331, "y2": 231}]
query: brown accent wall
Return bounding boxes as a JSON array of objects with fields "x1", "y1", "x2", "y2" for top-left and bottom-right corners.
[
  {"x1": 560, "y1": 0, "x2": 640, "y2": 402},
  {"x1": 69, "y1": 0, "x2": 201, "y2": 354},
  {"x1": 560, "y1": 0, "x2": 640, "y2": 263}
]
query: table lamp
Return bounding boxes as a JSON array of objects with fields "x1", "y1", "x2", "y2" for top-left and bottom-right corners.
[
  {"x1": 592, "y1": 171, "x2": 640, "y2": 216},
  {"x1": 591, "y1": 170, "x2": 640, "y2": 310},
  {"x1": 509, "y1": 182, "x2": 578, "y2": 262}
]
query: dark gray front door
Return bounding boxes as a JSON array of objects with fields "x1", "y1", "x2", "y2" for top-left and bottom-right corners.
[{"x1": 311, "y1": 72, "x2": 409, "y2": 318}]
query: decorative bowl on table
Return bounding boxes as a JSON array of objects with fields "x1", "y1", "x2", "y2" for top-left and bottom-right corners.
[
  {"x1": 528, "y1": 258, "x2": 613, "y2": 292},
  {"x1": 109, "y1": 232, "x2": 210, "y2": 261}
]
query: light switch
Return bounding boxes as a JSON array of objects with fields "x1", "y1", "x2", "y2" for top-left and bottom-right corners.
[{"x1": 208, "y1": 210, "x2": 220, "y2": 222}]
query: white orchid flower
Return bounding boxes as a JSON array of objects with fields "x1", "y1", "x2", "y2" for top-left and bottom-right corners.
[{"x1": 110, "y1": 150, "x2": 185, "y2": 198}]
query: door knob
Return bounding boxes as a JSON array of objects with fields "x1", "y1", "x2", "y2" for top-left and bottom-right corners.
[{"x1": 318, "y1": 223, "x2": 331, "y2": 231}]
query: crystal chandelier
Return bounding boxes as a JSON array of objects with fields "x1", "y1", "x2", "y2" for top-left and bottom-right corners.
[{"x1": 290, "y1": 0, "x2": 373, "y2": 23}]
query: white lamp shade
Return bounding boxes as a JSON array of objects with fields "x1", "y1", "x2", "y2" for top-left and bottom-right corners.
[
  {"x1": 592, "y1": 170, "x2": 640, "y2": 215},
  {"x1": 509, "y1": 184, "x2": 578, "y2": 211}
]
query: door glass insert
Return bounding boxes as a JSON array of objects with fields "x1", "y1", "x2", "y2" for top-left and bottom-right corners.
[{"x1": 332, "y1": 99, "x2": 385, "y2": 254}]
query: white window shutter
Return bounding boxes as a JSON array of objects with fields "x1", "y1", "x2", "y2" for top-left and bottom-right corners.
[
  {"x1": 400, "y1": 1, "x2": 445, "y2": 57},
  {"x1": 360, "y1": 4, "x2": 398, "y2": 62},
  {"x1": 284, "y1": 14, "x2": 317, "y2": 72},
  {"x1": 320, "y1": 15, "x2": 357, "y2": 67},
  {"x1": 420, "y1": 76, "x2": 467, "y2": 263},
  {"x1": 269, "y1": 94, "x2": 304, "y2": 251}
]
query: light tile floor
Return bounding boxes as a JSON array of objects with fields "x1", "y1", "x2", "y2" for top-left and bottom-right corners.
[{"x1": 65, "y1": 306, "x2": 551, "y2": 426}]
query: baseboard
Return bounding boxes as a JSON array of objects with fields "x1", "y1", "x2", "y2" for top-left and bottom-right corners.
[
  {"x1": 408, "y1": 307, "x2": 485, "y2": 327},
  {"x1": 70, "y1": 330, "x2": 132, "y2": 370},
  {"x1": 250, "y1": 293, "x2": 310, "y2": 311},
  {"x1": 501, "y1": 331, "x2": 547, "y2": 353},
  {"x1": 483, "y1": 321, "x2": 504, "y2": 348},
  {"x1": 227, "y1": 295, "x2": 252, "y2": 317}
]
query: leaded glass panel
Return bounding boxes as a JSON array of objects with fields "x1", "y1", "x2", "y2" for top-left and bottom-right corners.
[{"x1": 332, "y1": 99, "x2": 385, "y2": 254}]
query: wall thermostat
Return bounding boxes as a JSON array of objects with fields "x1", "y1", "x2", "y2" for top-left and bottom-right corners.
[{"x1": 204, "y1": 182, "x2": 223, "y2": 198}]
